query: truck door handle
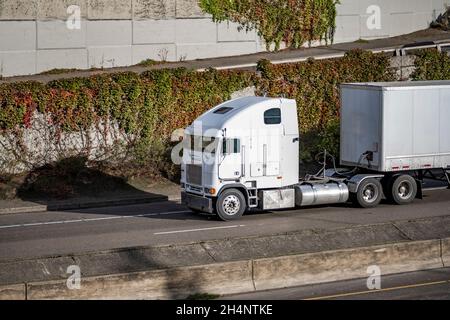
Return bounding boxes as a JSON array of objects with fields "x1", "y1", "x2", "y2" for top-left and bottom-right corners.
[{"x1": 293, "y1": 137, "x2": 299, "y2": 143}]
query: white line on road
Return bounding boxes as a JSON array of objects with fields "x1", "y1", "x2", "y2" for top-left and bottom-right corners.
[
  {"x1": 0, "y1": 210, "x2": 192, "y2": 230},
  {"x1": 154, "y1": 224, "x2": 246, "y2": 235}
]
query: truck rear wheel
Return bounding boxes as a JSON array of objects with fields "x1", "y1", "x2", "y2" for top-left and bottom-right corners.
[
  {"x1": 390, "y1": 175, "x2": 417, "y2": 205},
  {"x1": 216, "y1": 188, "x2": 246, "y2": 221},
  {"x1": 353, "y1": 178, "x2": 383, "y2": 208}
]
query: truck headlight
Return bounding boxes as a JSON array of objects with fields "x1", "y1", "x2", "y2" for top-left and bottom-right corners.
[{"x1": 204, "y1": 187, "x2": 216, "y2": 195}]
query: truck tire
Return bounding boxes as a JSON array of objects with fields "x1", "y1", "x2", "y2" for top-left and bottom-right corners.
[
  {"x1": 390, "y1": 175, "x2": 417, "y2": 205},
  {"x1": 216, "y1": 188, "x2": 246, "y2": 221},
  {"x1": 354, "y1": 178, "x2": 383, "y2": 208}
]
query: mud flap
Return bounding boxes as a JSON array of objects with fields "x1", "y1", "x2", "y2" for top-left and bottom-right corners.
[{"x1": 415, "y1": 179, "x2": 423, "y2": 199}]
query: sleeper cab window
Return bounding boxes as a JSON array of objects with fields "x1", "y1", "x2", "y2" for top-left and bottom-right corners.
[{"x1": 264, "y1": 108, "x2": 281, "y2": 125}]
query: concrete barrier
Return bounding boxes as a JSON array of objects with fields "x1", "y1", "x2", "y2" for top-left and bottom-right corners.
[
  {"x1": 0, "y1": 242, "x2": 215, "y2": 286},
  {"x1": 0, "y1": 284, "x2": 26, "y2": 300},
  {"x1": 25, "y1": 239, "x2": 445, "y2": 300},
  {"x1": 3, "y1": 222, "x2": 449, "y2": 299},
  {"x1": 442, "y1": 238, "x2": 450, "y2": 268},
  {"x1": 252, "y1": 239, "x2": 443, "y2": 291},
  {"x1": 27, "y1": 260, "x2": 253, "y2": 300}
]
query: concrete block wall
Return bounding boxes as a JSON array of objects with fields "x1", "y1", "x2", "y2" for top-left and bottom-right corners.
[
  {"x1": 0, "y1": 0, "x2": 448, "y2": 77},
  {"x1": 335, "y1": 0, "x2": 450, "y2": 42}
]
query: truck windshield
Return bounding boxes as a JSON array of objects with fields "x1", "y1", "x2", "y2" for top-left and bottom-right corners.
[{"x1": 184, "y1": 135, "x2": 219, "y2": 154}]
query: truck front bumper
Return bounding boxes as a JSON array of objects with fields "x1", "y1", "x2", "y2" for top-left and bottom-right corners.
[{"x1": 181, "y1": 191, "x2": 214, "y2": 214}]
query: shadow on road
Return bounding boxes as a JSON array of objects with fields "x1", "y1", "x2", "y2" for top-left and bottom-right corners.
[{"x1": 16, "y1": 156, "x2": 154, "y2": 203}]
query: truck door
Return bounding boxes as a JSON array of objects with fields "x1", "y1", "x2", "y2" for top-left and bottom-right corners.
[{"x1": 218, "y1": 138, "x2": 242, "y2": 180}]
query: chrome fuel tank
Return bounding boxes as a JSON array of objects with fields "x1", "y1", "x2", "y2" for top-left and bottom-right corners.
[{"x1": 295, "y1": 183, "x2": 349, "y2": 207}]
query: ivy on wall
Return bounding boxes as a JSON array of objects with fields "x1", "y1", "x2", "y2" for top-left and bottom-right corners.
[
  {"x1": 0, "y1": 69, "x2": 254, "y2": 178},
  {"x1": 411, "y1": 49, "x2": 450, "y2": 81},
  {"x1": 0, "y1": 49, "x2": 447, "y2": 179},
  {"x1": 199, "y1": 0, "x2": 340, "y2": 50}
]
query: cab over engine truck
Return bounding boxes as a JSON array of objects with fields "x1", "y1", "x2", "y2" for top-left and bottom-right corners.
[{"x1": 181, "y1": 81, "x2": 450, "y2": 221}]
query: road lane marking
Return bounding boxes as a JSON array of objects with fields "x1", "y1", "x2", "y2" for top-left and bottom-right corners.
[
  {"x1": 0, "y1": 210, "x2": 192, "y2": 230},
  {"x1": 304, "y1": 279, "x2": 450, "y2": 300},
  {"x1": 154, "y1": 225, "x2": 246, "y2": 235}
]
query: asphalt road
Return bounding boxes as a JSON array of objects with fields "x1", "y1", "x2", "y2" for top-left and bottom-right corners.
[
  {"x1": 222, "y1": 268, "x2": 450, "y2": 300},
  {"x1": 0, "y1": 189, "x2": 449, "y2": 261}
]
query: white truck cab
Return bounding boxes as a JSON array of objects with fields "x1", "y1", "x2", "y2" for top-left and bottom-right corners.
[{"x1": 181, "y1": 96, "x2": 299, "y2": 220}]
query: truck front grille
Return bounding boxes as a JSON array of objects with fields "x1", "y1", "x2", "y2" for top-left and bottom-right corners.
[
  {"x1": 187, "y1": 185, "x2": 203, "y2": 193},
  {"x1": 186, "y1": 164, "x2": 202, "y2": 186}
]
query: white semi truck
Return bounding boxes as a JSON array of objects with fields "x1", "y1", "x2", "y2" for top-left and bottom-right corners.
[{"x1": 181, "y1": 81, "x2": 450, "y2": 221}]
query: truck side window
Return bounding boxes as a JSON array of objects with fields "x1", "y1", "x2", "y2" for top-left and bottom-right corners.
[
  {"x1": 264, "y1": 108, "x2": 281, "y2": 125},
  {"x1": 222, "y1": 139, "x2": 240, "y2": 154}
]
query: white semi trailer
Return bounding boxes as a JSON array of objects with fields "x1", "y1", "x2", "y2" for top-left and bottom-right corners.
[{"x1": 181, "y1": 81, "x2": 450, "y2": 221}]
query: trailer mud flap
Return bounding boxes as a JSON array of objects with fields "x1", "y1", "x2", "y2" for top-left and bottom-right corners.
[{"x1": 416, "y1": 179, "x2": 423, "y2": 199}]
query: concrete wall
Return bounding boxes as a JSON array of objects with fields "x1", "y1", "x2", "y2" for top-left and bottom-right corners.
[
  {"x1": 0, "y1": 0, "x2": 448, "y2": 77},
  {"x1": 335, "y1": 0, "x2": 449, "y2": 42}
]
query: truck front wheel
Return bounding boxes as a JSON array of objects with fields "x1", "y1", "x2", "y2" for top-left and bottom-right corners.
[
  {"x1": 390, "y1": 175, "x2": 417, "y2": 205},
  {"x1": 216, "y1": 188, "x2": 246, "y2": 221},
  {"x1": 353, "y1": 178, "x2": 383, "y2": 208}
]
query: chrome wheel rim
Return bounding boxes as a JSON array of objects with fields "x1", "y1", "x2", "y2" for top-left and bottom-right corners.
[
  {"x1": 362, "y1": 183, "x2": 378, "y2": 203},
  {"x1": 398, "y1": 181, "x2": 412, "y2": 199},
  {"x1": 222, "y1": 195, "x2": 240, "y2": 216}
]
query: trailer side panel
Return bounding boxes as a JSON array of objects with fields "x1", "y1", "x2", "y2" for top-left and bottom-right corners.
[
  {"x1": 340, "y1": 81, "x2": 450, "y2": 172},
  {"x1": 439, "y1": 88, "x2": 450, "y2": 169},
  {"x1": 340, "y1": 87, "x2": 382, "y2": 169}
]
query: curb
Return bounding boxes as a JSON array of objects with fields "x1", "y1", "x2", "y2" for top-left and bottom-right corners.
[
  {"x1": 442, "y1": 238, "x2": 450, "y2": 267},
  {"x1": 3, "y1": 237, "x2": 447, "y2": 300},
  {"x1": 0, "y1": 195, "x2": 170, "y2": 215},
  {"x1": 0, "y1": 284, "x2": 25, "y2": 300},
  {"x1": 0, "y1": 205, "x2": 47, "y2": 215}
]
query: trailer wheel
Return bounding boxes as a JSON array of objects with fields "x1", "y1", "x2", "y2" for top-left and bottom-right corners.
[
  {"x1": 390, "y1": 175, "x2": 417, "y2": 205},
  {"x1": 354, "y1": 178, "x2": 383, "y2": 208},
  {"x1": 216, "y1": 188, "x2": 246, "y2": 221}
]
